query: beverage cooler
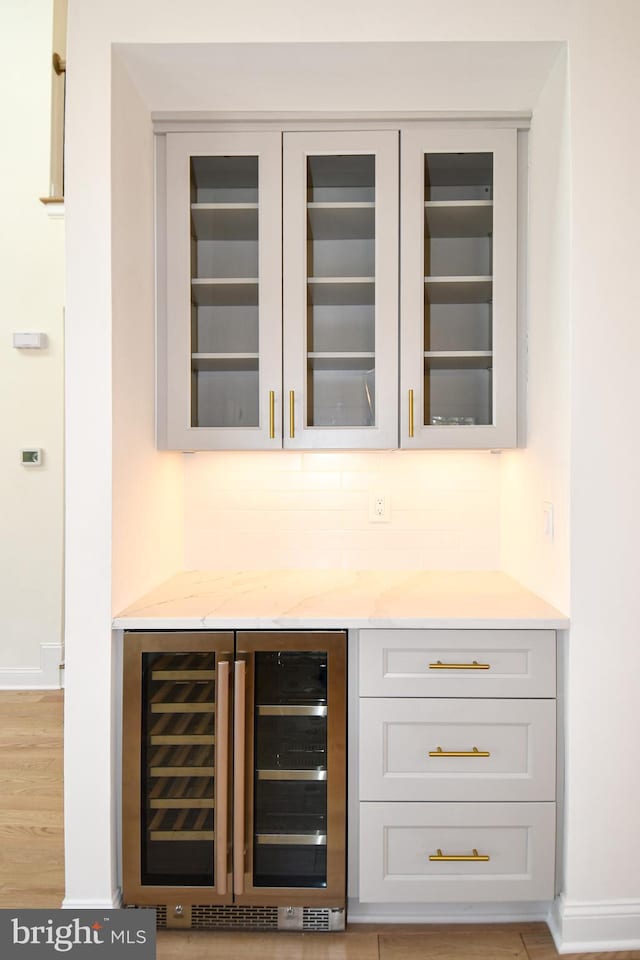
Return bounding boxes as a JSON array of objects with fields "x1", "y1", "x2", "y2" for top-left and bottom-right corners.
[{"x1": 122, "y1": 631, "x2": 346, "y2": 931}]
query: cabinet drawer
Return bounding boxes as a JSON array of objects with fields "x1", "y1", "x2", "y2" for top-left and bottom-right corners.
[
  {"x1": 359, "y1": 698, "x2": 555, "y2": 801},
  {"x1": 359, "y1": 629, "x2": 555, "y2": 698},
  {"x1": 359, "y1": 801, "x2": 555, "y2": 903}
]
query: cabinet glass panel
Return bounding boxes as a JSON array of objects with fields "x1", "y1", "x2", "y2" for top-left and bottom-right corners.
[
  {"x1": 424, "y1": 153, "x2": 493, "y2": 426},
  {"x1": 190, "y1": 156, "x2": 260, "y2": 428},
  {"x1": 253, "y1": 651, "x2": 328, "y2": 887},
  {"x1": 140, "y1": 651, "x2": 217, "y2": 886},
  {"x1": 306, "y1": 156, "x2": 376, "y2": 428}
]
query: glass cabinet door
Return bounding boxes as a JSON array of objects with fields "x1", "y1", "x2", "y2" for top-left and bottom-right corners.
[
  {"x1": 283, "y1": 131, "x2": 399, "y2": 449},
  {"x1": 162, "y1": 132, "x2": 282, "y2": 450},
  {"x1": 400, "y1": 127, "x2": 518, "y2": 449}
]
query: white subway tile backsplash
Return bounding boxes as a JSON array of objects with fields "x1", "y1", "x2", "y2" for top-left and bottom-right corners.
[{"x1": 184, "y1": 450, "x2": 500, "y2": 570}]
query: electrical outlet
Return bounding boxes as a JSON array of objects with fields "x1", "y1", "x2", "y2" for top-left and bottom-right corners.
[{"x1": 369, "y1": 491, "x2": 391, "y2": 523}]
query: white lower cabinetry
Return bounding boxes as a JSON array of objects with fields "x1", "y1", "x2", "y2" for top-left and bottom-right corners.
[
  {"x1": 359, "y1": 801, "x2": 556, "y2": 902},
  {"x1": 357, "y1": 629, "x2": 557, "y2": 906}
]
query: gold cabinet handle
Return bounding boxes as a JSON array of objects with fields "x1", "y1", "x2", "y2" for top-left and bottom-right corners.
[
  {"x1": 269, "y1": 390, "x2": 275, "y2": 439},
  {"x1": 289, "y1": 390, "x2": 295, "y2": 439},
  {"x1": 215, "y1": 660, "x2": 230, "y2": 895},
  {"x1": 429, "y1": 848, "x2": 490, "y2": 863},
  {"x1": 429, "y1": 746, "x2": 490, "y2": 758},
  {"x1": 428, "y1": 660, "x2": 490, "y2": 670},
  {"x1": 408, "y1": 389, "x2": 414, "y2": 438},
  {"x1": 233, "y1": 660, "x2": 246, "y2": 895}
]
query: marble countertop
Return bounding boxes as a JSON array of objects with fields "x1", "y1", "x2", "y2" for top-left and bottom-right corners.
[{"x1": 113, "y1": 570, "x2": 568, "y2": 630}]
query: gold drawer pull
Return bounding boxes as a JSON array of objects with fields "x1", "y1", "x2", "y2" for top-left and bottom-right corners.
[
  {"x1": 429, "y1": 746, "x2": 490, "y2": 758},
  {"x1": 429, "y1": 660, "x2": 490, "y2": 670},
  {"x1": 429, "y1": 848, "x2": 490, "y2": 862}
]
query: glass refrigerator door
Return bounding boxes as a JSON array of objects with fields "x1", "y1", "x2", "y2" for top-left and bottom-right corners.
[
  {"x1": 122, "y1": 632, "x2": 233, "y2": 905},
  {"x1": 234, "y1": 631, "x2": 346, "y2": 904},
  {"x1": 141, "y1": 650, "x2": 218, "y2": 885},
  {"x1": 253, "y1": 651, "x2": 329, "y2": 887}
]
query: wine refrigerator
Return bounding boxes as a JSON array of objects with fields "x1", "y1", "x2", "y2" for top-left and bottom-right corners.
[{"x1": 122, "y1": 630, "x2": 346, "y2": 930}]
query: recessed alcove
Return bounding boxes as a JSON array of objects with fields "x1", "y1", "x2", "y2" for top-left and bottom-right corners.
[{"x1": 110, "y1": 38, "x2": 567, "y2": 611}]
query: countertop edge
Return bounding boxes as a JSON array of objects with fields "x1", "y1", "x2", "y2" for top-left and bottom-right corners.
[{"x1": 113, "y1": 615, "x2": 569, "y2": 631}]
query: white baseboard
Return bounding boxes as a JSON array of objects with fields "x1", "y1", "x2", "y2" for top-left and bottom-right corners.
[
  {"x1": 549, "y1": 894, "x2": 640, "y2": 953},
  {"x1": 0, "y1": 643, "x2": 63, "y2": 689},
  {"x1": 347, "y1": 899, "x2": 551, "y2": 924},
  {"x1": 62, "y1": 890, "x2": 123, "y2": 911}
]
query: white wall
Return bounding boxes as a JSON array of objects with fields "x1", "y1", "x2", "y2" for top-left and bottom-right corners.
[
  {"x1": 555, "y1": 4, "x2": 640, "y2": 950},
  {"x1": 500, "y1": 48, "x2": 571, "y2": 614},
  {"x1": 0, "y1": 0, "x2": 64, "y2": 688},
  {"x1": 64, "y1": 0, "x2": 640, "y2": 950},
  {"x1": 185, "y1": 451, "x2": 501, "y2": 570},
  {"x1": 111, "y1": 52, "x2": 184, "y2": 615}
]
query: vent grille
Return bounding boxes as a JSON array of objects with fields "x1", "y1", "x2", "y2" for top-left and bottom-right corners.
[
  {"x1": 302, "y1": 908, "x2": 331, "y2": 931},
  {"x1": 192, "y1": 905, "x2": 278, "y2": 929},
  {"x1": 126, "y1": 903, "x2": 343, "y2": 931},
  {"x1": 125, "y1": 905, "x2": 167, "y2": 928}
]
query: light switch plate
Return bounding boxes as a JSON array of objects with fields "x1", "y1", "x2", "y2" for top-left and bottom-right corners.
[{"x1": 13, "y1": 332, "x2": 48, "y2": 349}]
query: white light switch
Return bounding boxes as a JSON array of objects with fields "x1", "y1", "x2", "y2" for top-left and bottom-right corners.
[
  {"x1": 542, "y1": 501, "x2": 554, "y2": 542},
  {"x1": 13, "y1": 332, "x2": 48, "y2": 349}
]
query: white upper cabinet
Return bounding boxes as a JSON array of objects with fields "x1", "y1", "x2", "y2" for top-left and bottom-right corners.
[
  {"x1": 400, "y1": 127, "x2": 518, "y2": 449},
  {"x1": 282, "y1": 131, "x2": 399, "y2": 449},
  {"x1": 161, "y1": 131, "x2": 283, "y2": 450},
  {"x1": 157, "y1": 123, "x2": 519, "y2": 451}
]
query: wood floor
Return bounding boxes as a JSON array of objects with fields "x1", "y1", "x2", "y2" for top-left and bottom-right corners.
[
  {"x1": 0, "y1": 690, "x2": 64, "y2": 908},
  {"x1": 2, "y1": 691, "x2": 639, "y2": 959}
]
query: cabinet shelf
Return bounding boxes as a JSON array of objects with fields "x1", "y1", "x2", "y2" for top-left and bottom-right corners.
[
  {"x1": 425, "y1": 201, "x2": 493, "y2": 238},
  {"x1": 191, "y1": 279, "x2": 259, "y2": 307},
  {"x1": 149, "y1": 798, "x2": 213, "y2": 809},
  {"x1": 150, "y1": 832, "x2": 215, "y2": 841},
  {"x1": 150, "y1": 766, "x2": 215, "y2": 778},
  {"x1": 256, "y1": 833, "x2": 327, "y2": 846},
  {"x1": 152, "y1": 669, "x2": 216, "y2": 681},
  {"x1": 191, "y1": 203, "x2": 258, "y2": 241},
  {"x1": 424, "y1": 277, "x2": 492, "y2": 304},
  {"x1": 424, "y1": 351, "x2": 493, "y2": 371},
  {"x1": 191, "y1": 354, "x2": 259, "y2": 372},
  {"x1": 257, "y1": 769, "x2": 327, "y2": 781},
  {"x1": 150, "y1": 734, "x2": 215, "y2": 746},
  {"x1": 307, "y1": 203, "x2": 375, "y2": 240}
]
